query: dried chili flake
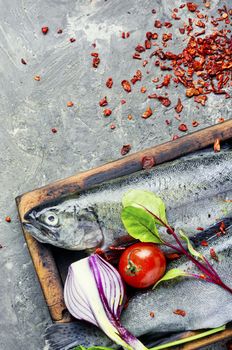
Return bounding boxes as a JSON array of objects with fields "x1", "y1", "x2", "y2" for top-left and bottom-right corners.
[
  {"x1": 172, "y1": 13, "x2": 181, "y2": 20},
  {"x1": 41, "y1": 26, "x2": 49, "y2": 34},
  {"x1": 150, "y1": 312, "x2": 155, "y2": 318},
  {"x1": 172, "y1": 135, "x2": 180, "y2": 140},
  {"x1": 195, "y1": 29, "x2": 205, "y2": 37},
  {"x1": 152, "y1": 77, "x2": 159, "y2": 83},
  {"x1": 121, "y1": 144, "x2": 131, "y2": 156},
  {"x1": 146, "y1": 32, "x2": 153, "y2": 40},
  {"x1": 110, "y1": 123, "x2": 116, "y2": 130},
  {"x1": 186, "y1": 87, "x2": 200, "y2": 97},
  {"x1": 152, "y1": 9, "x2": 156, "y2": 14},
  {"x1": 210, "y1": 248, "x2": 219, "y2": 262},
  {"x1": 194, "y1": 95, "x2": 207, "y2": 106},
  {"x1": 143, "y1": 60, "x2": 148, "y2": 67},
  {"x1": 178, "y1": 123, "x2": 188, "y2": 132},
  {"x1": 122, "y1": 32, "x2": 130, "y2": 39},
  {"x1": 21, "y1": 58, "x2": 27, "y2": 65},
  {"x1": 142, "y1": 106, "x2": 153, "y2": 119},
  {"x1": 142, "y1": 156, "x2": 155, "y2": 169},
  {"x1": 192, "y1": 120, "x2": 199, "y2": 127},
  {"x1": 133, "y1": 53, "x2": 142, "y2": 60},
  {"x1": 140, "y1": 86, "x2": 147, "y2": 93},
  {"x1": 204, "y1": 2, "x2": 210, "y2": 8},
  {"x1": 201, "y1": 240, "x2": 209, "y2": 247},
  {"x1": 106, "y1": 77, "x2": 113, "y2": 88},
  {"x1": 51, "y1": 128, "x2": 57, "y2": 134},
  {"x1": 196, "y1": 227, "x2": 204, "y2": 231},
  {"x1": 174, "y1": 98, "x2": 183, "y2": 113},
  {"x1": 187, "y1": 2, "x2": 198, "y2": 12},
  {"x1": 195, "y1": 20, "x2": 205, "y2": 28},
  {"x1": 152, "y1": 33, "x2": 158, "y2": 40},
  {"x1": 179, "y1": 28, "x2": 185, "y2": 34},
  {"x1": 216, "y1": 117, "x2": 225, "y2": 123},
  {"x1": 121, "y1": 80, "x2": 131, "y2": 93},
  {"x1": 34, "y1": 75, "x2": 41, "y2": 81},
  {"x1": 99, "y1": 97, "x2": 108, "y2": 107},
  {"x1": 135, "y1": 44, "x2": 145, "y2": 53},
  {"x1": 162, "y1": 33, "x2": 172, "y2": 42},
  {"x1": 145, "y1": 40, "x2": 151, "y2": 49},
  {"x1": 121, "y1": 99, "x2": 126, "y2": 105},
  {"x1": 92, "y1": 57, "x2": 100, "y2": 68},
  {"x1": 91, "y1": 52, "x2": 99, "y2": 57},
  {"x1": 103, "y1": 109, "x2": 112, "y2": 117},
  {"x1": 173, "y1": 309, "x2": 186, "y2": 317},
  {"x1": 57, "y1": 29, "x2": 63, "y2": 34},
  {"x1": 200, "y1": 274, "x2": 206, "y2": 280},
  {"x1": 67, "y1": 101, "x2": 74, "y2": 107},
  {"x1": 166, "y1": 253, "x2": 181, "y2": 260},
  {"x1": 69, "y1": 37, "x2": 76, "y2": 43},
  {"x1": 164, "y1": 22, "x2": 172, "y2": 28},
  {"x1": 149, "y1": 94, "x2": 171, "y2": 107},
  {"x1": 128, "y1": 114, "x2": 133, "y2": 120},
  {"x1": 165, "y1": 119, "x2": 171, "y2": 125},
  {"x1": 154, "y1": 20, "x2": 162, "y2": 28},
  {"x1": 214, "y1": 138, "x2": 220, "y2": 153},
  {"x1": 5, "y1": 216, "x2": 11, "y2": 223}
]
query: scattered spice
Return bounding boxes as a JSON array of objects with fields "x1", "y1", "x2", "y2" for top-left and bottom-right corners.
[
  {"x1": 34, "y1": 75, "x2": 41, "y2": 81},
  {"x1": 128, "y1": 114, "x2": 133, "y2": 120},
  {"x1": 121, "y1": 99, "x2": 126, "y2": 105},
  {"x1": 41, "y1": 26, "x2": 49, "y2": 35},
  {"x1": 142, "y1": 106, "x2": 153, "y2": 119},
  {"x1": 173, "y1": 309, "x2": 186, "y2": 317},
  {"x1": 51, "y1": 128, "x2": 57, "y2": 133},
  {"x1": 140, "y1": 86, "x2": 147, "y2": 93},
  {"x1": 57, "y1": 29, "x2": 63, "y2": 34},
  {"x1": 166, "y1": 253, "x2": 181, "y2": 260},
  {"x1": 210, "y1": 248, "x2": 219, "y2": 262},
  {"x1": 135, "y1": 44, "x2": 145, "y2": 53},
  {"x1": 21, "y1": 58, "x2": 27, "y2": 65},
  {"x1": 214, "y1": 138, "x2": 221, "y2": 152},
  {"x1": 110, "y1": 123, "x2": 116, "y2": 130},
  {"x1": 142, "y1": 156, "x2": 155, "y2": 169},
  {"x1": 99, "y1": 97, "x2": 108, "y2": 107},
  {"x1": 106, "y1": 78, "x2": 113, "y2": 88},
  {"x1": 216, "y1": 117, "x2": 225, "y2": 123},
  {"x1": 69, "y1": 37, "x2": 76, "y2": 43},
  {"x1": 131, "y1": 70, "x2": 142, "y2": 85},
  {"x1": 92, "y1": 57, "x2": 100, "y2": 68},
  {"x1": 192, "y1": 120, "x2": 199, "y2": 127},
  {"x1": 194, "y1": 96, "x2": 207, "y2": 106},
  {"x1": 196, "y1": 227, "x2": 204, "y2": 231},
  {"x1": 149, "y1": 312, "x2": 155, "y2": 318},
  {"x1": 154, "y1": 20, "x2": 162, "y2": 28},
  {"x1": 121, "y1": 144, "x2": 131, "y2": 156},
  {"x1": 174, "y1": 98, "x2": 183, "y2": 113},
  {"x1": 201, "y1": 240, "x2": 209, "y2": 247},
  {"x1": 103, "y1": 109, "x2": 112, "y2": 117},
  {"x1": 5, "y1": 216, "x2": 11, "y2": 223},
  {"x1": 122, "y1": 32, "x2": 130, "y2": 39},
  {"x1": 148, "y1": 94, "x2": 171, "y2": 107},
  {"x1": 121, "y1": 80, "x2": 131, "y2": 93},
  {"x1": 67, "y1": 101, "x2": 74, "y2": 107},
  {"x1": 172, "y1": 135, "x2": 179, "y2": 140},
  {"x1": 187, "y1": 2, "x2": 198, "y2": 12},
  {"x1": 178, "y1": 123, "x2": 188, "y2": 132}
]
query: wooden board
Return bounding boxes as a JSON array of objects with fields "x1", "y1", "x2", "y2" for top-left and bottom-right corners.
[{"x1": 16, "y1": 120, "x2": 232, "y2": 347}]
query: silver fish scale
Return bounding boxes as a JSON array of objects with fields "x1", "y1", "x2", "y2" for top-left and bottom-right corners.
[{"x1": 121, "y1": 233, "x2": 232, "y2": 335}]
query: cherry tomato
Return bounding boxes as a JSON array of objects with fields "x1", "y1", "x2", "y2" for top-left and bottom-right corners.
[{"x1": 118, "y1": 243, "x2": 166, "y2": 289}]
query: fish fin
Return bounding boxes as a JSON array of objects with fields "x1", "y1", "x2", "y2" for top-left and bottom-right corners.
[{"x1": 44, "y1": 321, "x2": 112, "y2": 350}]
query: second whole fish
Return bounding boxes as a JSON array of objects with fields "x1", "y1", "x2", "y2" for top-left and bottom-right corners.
[{"x1": 24, "y1": 145, "x2": 232, "y2": 251}]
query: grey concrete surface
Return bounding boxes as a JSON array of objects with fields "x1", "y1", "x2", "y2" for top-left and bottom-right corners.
[{"x1": 0, "y1": 0, "x2": 231, "y2": 349}]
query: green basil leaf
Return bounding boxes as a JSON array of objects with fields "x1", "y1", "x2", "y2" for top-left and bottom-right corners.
[
  {"x1": 121, "y1": 206, "x2": 162, "y2": 243},
  {"x1": 179, "y1": 230, "x2": 204, "y2": 260},
  {"x1": 153, "y1": 268, "x2": 189, "y2": 289},
  {"x1": 122, "y1": 189, "x2": 167, "y2": 226}
]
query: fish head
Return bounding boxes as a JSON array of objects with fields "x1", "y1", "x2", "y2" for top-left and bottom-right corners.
[{"x1": 23, "y1": 201, "x2": 104, "y2": 250}]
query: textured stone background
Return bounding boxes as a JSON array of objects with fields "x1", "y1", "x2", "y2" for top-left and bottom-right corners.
[{"x1": 0, "y1": 0, "x2": 231, "y2": 349}]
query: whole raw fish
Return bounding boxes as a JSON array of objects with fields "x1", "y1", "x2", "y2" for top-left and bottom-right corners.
[
  {"x1": 45, "y1": 227, "x2": 232, "y2": 350},
  {"x1": 24, "y1": 145, "x2": 232, "y2": 250}
]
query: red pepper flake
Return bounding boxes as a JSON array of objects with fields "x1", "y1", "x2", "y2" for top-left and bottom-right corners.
[
  {"x1": 179, "y1": 28, "x2": 185, "y2": 34},
  {"x1": 103, "y1": 109, "x2": 112, "y2": 117},
  {"x1": 165, "y1": 119, "x2": 171, "y2": 125},
  {"x1": 152, "y1": 33, "x2": 158, "y2": 40},
  {"x1": 195, "y1": 20, "x2": 205, "y2": 28},
  {"x1": 200, "y1": 274, "x2": 206, "y2": 280},
  {"x1": 21, "y1": 58, "x2": 27, "y2": 65},
  {"x1": 135, "y1": 44, "x2": 145, "y2": 53},
  {"x1": 122, "y1": 32, "x2": 130, "y2": 39},
  {"x1": 210, "y1": 248, "x2": 219, "y2": 262},
  {"x1": 164, "y1": 22, "x2": 172, "y2": 28},
  {"x1": 57, "y1": 29, "x2": 63, "y2": 34},
  {"x1": 140, "y1": 86, "x2": 147, "y2": 93},
  {"x1": 214, "y1": 138, "x2": 220, "y2": 153},
  {"x1": 143, "y1": 60, "x2": 149, "y2": 67},
  {"x1": 41, "y1": 26, "x2": 49, "y2": 35},
  {"x1": 121, "y1": 99, "x2": 126, "y2": 105},
  {"x1": 110, "y1": 123, "x2": 116, "y2": 130},
  {"x1": 186, "y1": 88, "x2": 201, "y2": 98},
  {"x1": 149, "y1": 312, "x2": 155, "y2": 318},
  {"x1": 5, "y1": 216, "x2": 11, "y2": 223},
  {"x1": 172, "y1": 135, "x2": 180, "y2": 140},
  {"x1": 99, "y1": 97, "x2": 108, "y2": 107},
  {"x1": 162, "y1": 33, "x2": 172, "y2": 42},
  {"x1": 146, "y1": 32, "x2": 152, "y2": 40},
  {"x1": 69, "y1": 37, "x2": 76, "y2": 43},
  {"x1": 173, "y1": 309, "x2": 186, "y2": 317},
  {"x1": 192, "y1": 120, "x2": 199, "y2": 127},
  {"x1": 151, "y1": 9, "x2": 156, "y2": 14},
  {"x1": 142, "y1": 156, "x2": 155, "y2": 170},
  {"x1": 106, "y1": 78, "x2": 113, "y2": 89},
  {"x1": 91, "y1": 52, "x2": 99, "y2": 57},
  {"x1": 148, "y1": 94, "x2": 171, "y2": 107},
  {"x1": 216, "y1": 118, "x2": 225, "y2": 123},
  {"x1": 142, "y1": 106, "x2": 153, "y2": 119},
  {"x1": 34, "y1": 75, "x2": 41, "y2": 81},
  {"x1": 194, "y1": 95, "x2": 207, "y2": 106},
  {"x1": 121, "y1": 80, "x2": 131, "y2": 93},
  {"x1": 132, "y1": 53, "x2": 142, "y2": 60},
  {"x1": 196, "y1": 227, "x2": 204, "y2": 231},
  {"x1": 145, "y1": 40, "x2": 151, "y2": 49},
  {"x1": 67, "y1": 101, "x2": 74, "y2": 107},
  {"x1": 51, "y1": 128, "x2": 57, "y2": 134},
  {"x1": 187, "y1": 2, "x2": 198, "y2": 12},
  {"x1": 95, "y1": 248, "x2": 104, "y2": 255},
  {"x1": 178, "y1": 123, "x2": 188, "y2": 132},
  {"x1": 131, "y1": 69, "x2": 142, "y2": 85},
  {"x1": 154, "y1": 20, "x2": 162, "y2": 28},
  {"x1": 92, "y1": 57, "x2": 100, "y2": 68},
  {"x1": 128, "y1": 114, "x2": 133, "y2": 120},
  {"x1": 121, "y1": 144, "x2": 131, "y2": 156},
  {"x1": 174, "y1": 98, "x2": 183, "y2": 113},
  {"x1": 219, "y1": 221, "x2": 226, "y2": 234},
  {"x1": 201, "y1": 240, "x2": 209, "y2": 247},
  {"x1": 166, "y1": 253, "x2": 181, "y2": 260}
]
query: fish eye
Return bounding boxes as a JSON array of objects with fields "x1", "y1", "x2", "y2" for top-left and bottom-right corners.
[{"x1": 42, "y1": 211, "x2": 59, "y2": 227}]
